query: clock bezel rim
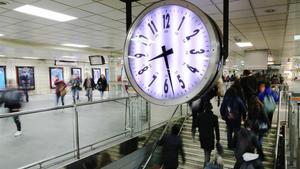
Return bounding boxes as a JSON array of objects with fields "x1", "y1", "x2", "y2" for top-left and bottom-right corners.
[{"x1": 123, "y1": 0, "x2": 221, "y2": 106}]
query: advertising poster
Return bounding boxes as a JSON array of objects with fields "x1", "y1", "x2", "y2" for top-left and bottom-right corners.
[
  {"x1": 16, "y1": 66, "x2": 35, "y2": 90},
  {"x1": 71, "y1": 68, "x2": 82, "y2": 81},
  {"x1": 92, "y1": 68, "x2": 101, "y2": 84},
  {"x1": 0, "y1": 66, "x2": 6, "y2": 89},
  {"x1": 49, "y1": 67, "x2": 64, "y2": 89}
]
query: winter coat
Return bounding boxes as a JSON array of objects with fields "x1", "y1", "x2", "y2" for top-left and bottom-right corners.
[
  {"x1": 159, "y1": 134, "x2": 185, "y2": 169},
  {"x1": 97, "y1": 77, "x2": 107, "y2": 91},
  {"x1": 83, "y1": 78, "x2": 95, "y2": 90},
  {"x1": 54, "y1": 80, "x2": 66, "y2": 95},
  {"x1": 69, "y1": 78, "x2": 82, "y2": 90},
  {"x1": 258, "y1": 87, "x2": 279, "y2": 104},
  {"x1": 220, "y1": 88, "x2": 247, "y2": 128},
  {"x1": 198, "y1": 110, "x2": 220, "y2": 151},
  {"x1": 240, "y1": 75, "x2": 258, "y2": 101}
]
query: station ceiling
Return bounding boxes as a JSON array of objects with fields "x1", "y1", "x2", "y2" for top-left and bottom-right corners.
[{"x1": 0, "y1": 0, "x2": 298, "y2": 66}]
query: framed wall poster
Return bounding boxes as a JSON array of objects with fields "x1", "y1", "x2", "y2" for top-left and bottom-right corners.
[
  {"x1": 16, "y1": 66, "x2": 35, "y2": 90},
  {"x1": 49, "y1": 67, "x2": 64, "y2": 89},
  {"x1": 71, "y1": 68, "x2": 82, "y2": 81},
  {"x1": 92, "y1": 68, "x2": 101, "y2": 84},
  {"x1": 0, "y1": 66, "x2": 6, "y2": 89}
]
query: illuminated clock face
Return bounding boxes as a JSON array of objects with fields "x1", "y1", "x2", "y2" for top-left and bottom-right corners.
[{"x1": 124, "y1": 0, "x2": 221, "y2": 105}]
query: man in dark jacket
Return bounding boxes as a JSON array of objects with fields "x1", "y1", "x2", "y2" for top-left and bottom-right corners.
[
  {"x1": 160, "y1": 125, "x2": 185, "y2": 169},
  {"x1": 198, "y1": 102, "x2": 220, "y2": 167},
  {"x1": 220, "y1": 82, "x2": 247, "y2": 149},
  {"x1": 240, "y1": 70, "x2": 258, "y2": 107}
]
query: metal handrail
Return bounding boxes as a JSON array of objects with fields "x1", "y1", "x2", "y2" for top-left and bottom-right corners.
[
  {"x1": 273, "y1": 90, "x2": 283, "y2": 169},
  {"x1": 0, "y1": 95, "x2": 136, "y2": 118}
]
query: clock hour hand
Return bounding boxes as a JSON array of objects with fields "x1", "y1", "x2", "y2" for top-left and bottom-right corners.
[{"x1": 148, "y1": 46, "x2": 173, "y2": 62}]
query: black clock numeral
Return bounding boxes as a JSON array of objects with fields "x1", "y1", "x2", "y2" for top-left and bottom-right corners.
[
  {"x1": 177, "y1": 16, "x2": 185, "y2": 31},
  {"x1": 148, "y1": 74, "x2": 157, "y2": 87},
  {"x1": 187, "y1": 64, "x2": 199, "y2": 73},
  {"x1": 164, "y1": 79, "x2": 168, "y2": 93},
  {"x1": 148, "y1": 21, "x2": 158, "y2": 35},
  {"x1": 138, "y1": 66, "x2": 149, "y2": 75},
  {"x1": 139, "y1": 34, "x2": 148, "y2": 40},
  {"x1": 177, "y1": 75, "x2": 185, "y2": 89},
  {"x1": 186, "y1": 29, "x2": 200, "y2": 40},
  {"x1": 190, "y1": 49, "x2": 205, "y2": 55},
  {"x1": 134, "y1": 53, "x2": 146, "y2": 58},
  {"x1": 163, "y1": 13, "x2": 170, "y2": 29}
]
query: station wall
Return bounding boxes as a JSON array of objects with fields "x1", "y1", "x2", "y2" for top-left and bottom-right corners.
[{"x1": 0, "y1": 58, "x2": 107, "y2": 95}]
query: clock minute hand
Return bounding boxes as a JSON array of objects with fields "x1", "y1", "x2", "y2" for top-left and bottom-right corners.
[{"x1": 148, "y1": 47, "x2": 173, "y2": 62}]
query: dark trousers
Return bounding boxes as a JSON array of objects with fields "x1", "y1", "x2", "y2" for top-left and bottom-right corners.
[
  {"x1": 268, "y1": 112, "x2": 274, "y2": 127},
  {"x1": 56, "y1": 93, "x2": 65, "y2": 106},
  {"x1": 23, "y1": 89, "x2": 29, "y2": 102},
  {"x1": 227, "y1": 125, "x2": 240, "y2": 148},
  {"x1": 13, "y1": 116, "x2": 21, "y2": 131}
]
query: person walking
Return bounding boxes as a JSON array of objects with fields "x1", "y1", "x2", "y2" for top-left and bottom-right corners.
[
  {"x1": 159, "y1": 125, "x2": 185, "y2": 169},
  {"x1": 97, "y1": 74, "x2": 107, "y2": 98},
  {"x1": 233, "y1": 121, "x2": 264, "y2": 169},
  {"x1": 240, "y1": 70, "x2": 258, "y2": 107},
  {"x1": 198, "y1": 102, "x2": 220, "y2": 167},
  {"x1": 220, "y1": 81, "x2": 247, "y2": 149},
  {"x1": 54, "y1": 77, "x2": 66, "y2": 106},
  {"x1": 69, "y1": 75, "x2": 82, "y2": 103},
  {"x1": 258, "y1": 82, "x2": 279, "y2": 127},
  {"x1": 4, "y1": 79, "x2": 23, "y2": 136},
  {"x1": 83, "y1": 74, "x2": 95, "y2": 102}
]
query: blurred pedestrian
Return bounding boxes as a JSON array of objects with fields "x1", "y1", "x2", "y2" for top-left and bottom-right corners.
[
  {"x1": 97, "y1": 74, "x2": 107, "y2": 98},
  {"x1": 159, "y1": 125, "x2": 185, "y2": 169},
  {"x1": 4, "y1": 79, "x2": 23, "y2": 136},
  {"x1": 19, "y1": 70, "x2": 29, "y2": 102},
  {"x1": 83, "y1": 73, "x2": 95, "y2": 102},
  {"x1": 54, "y1": 76, "x2": 67, "y2": 106},
  {"x1": 198, "y1": 102, "x2": 220, "y2": 167},
  {"x1": 240, "y1": 70, "x2": 258, "y2": 107},
  {"x1": 69, "y1": 75, "x2": 82, "y2": 103}
]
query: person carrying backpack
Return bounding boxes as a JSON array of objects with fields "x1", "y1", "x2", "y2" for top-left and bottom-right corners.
[
  {"x1": 233, "y1": 121, "x2": 264, "y2": 169},
  {"x1": 258, "y1": 82, "x2": 279, "y2": 128},
  {"x1": 4, "y1": 79, "x2": 23, "y2": 136},
  {"x1": 220, "y1": 81, "x2": 247, "y2": 149},
  {"x1": 69, "y1": 75, "x2": 82, "y2": 103}
]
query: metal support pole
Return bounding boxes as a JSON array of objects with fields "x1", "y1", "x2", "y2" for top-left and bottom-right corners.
[
  {"x1": 180, "y1": 104, "x2": 183, "y2": 116},
  {"x1": 223, "y1": 0, "x2": 229, "y2": 61},
  {"x1": 74, "y1": 105, "x2": 80, "y2": 159},
  {"x1": 120, "y1": 0, "x2": 132, "y2": 32},
  {"x1": 125, "y1": 98, "x2": 128, "y2": 131}
]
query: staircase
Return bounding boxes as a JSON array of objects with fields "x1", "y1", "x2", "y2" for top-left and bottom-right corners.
[{"x1": 178, "y1": 117, "x2": 276, "y2": 169}]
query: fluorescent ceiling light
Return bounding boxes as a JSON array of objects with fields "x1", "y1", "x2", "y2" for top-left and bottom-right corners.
[
  {"x1": 61, "y1": 43, "x2": 89, "y2": 48},
  {"x1": 14, "y1": 5, "x2": 77, "y2": 22},
  {"x1": 236, "y1": 42, "x2": 253, "y2": 47},
  {"x1": 23, "y1": 56, "x2": 39, "y2": 59},
  {"x1": 62, "y1": 56, "x2": 77, "y2": 59},
  {"x1": 294, "y1": 35, "x2": 300, "y2": 41},
  {"x1": 268, "y1": 61, "x2": 275, "y2": 65},
  {"x1": 0, "y1": 55, "x2": 5, "y2": 57},
  {"x1": 0, "y1": 34, "x2": 4, "y2": 37}
]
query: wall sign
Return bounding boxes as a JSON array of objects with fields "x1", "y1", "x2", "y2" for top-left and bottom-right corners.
[
  {"x1": 16, "y1": 66, "x2": 35, "y2": 90},
  {"x1": 49, "y1": 67, "x2": 64, "y2": 89},
  {"x1": 71, "y1": 68, "x2": 82, "y2": 81},
  {"x1": 123, "y1": 0, "x2": 223, "y2": 105}
]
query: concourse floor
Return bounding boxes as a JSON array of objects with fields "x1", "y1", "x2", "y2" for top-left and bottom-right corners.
[{"x1": 0, "y1": 91, "x2": 177, "y2": 169}]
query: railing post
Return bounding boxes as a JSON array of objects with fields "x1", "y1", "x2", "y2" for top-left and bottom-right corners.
[
  {"x1": 74, "y1": 104, "x2": 80, "y2": 159},
  {"x1": 147, "y1": 101, "x2": 151, "y2": 130},
  {"x1": 180, "y1": 104, "x2": 183, "y2": 116}
]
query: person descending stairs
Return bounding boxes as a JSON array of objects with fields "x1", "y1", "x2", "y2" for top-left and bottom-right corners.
[{"x1": 178, "y1": 117, "x2": 276, "y2": 169}]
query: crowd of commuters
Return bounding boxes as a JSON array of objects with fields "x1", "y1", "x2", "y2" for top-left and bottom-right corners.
[{"x1": 160, "y1": 70, "x2": 281, "y2": 169}]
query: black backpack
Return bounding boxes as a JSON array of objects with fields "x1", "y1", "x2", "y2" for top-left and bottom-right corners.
[{"x1": 3, "y1": 89, "x2": 22, "y2": 108}]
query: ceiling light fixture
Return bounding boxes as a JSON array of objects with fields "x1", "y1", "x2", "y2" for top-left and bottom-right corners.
[
  {"x1": 0, "y1": 54, "x2": 5, "y2": 57},
  {"x1": 14, "y1": 5, "x2": 77, "y2": 22},
  {"x1": 294, "y1": 35, "x2": 300, "y2": 41},
  {"x1": 236, "y1": 42, "x2": 253, "y2": 47},
  {"x1": 62, "y1": 56, "x2": 77, "y2": 59},
  {"x1": 23, "y1": 56, "x2": 39, "y2": 59},
  {"x1": 0, "y1": 34, "x2": 4, "y2": 36},
  {"x1": 61, "y1": 43, "x2": 89, "y2": 48}
]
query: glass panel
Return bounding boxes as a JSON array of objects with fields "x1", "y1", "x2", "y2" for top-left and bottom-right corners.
[{"x1": 0, "y1": 107, "x2": 76, "y2": 169}]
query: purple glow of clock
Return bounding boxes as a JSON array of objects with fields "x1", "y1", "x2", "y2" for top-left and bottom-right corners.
[{"x1": 127, "y1": 4, "x2": 211, "y2": 100}]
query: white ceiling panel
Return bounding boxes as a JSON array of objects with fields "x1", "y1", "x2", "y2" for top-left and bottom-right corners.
[
  {"x1": 260, "y1": 20, "x2": 286, "y2": 26},
  {"x1": 32, "y1": 0, "x2": 71, "y2": 12},
  {"x1": 250, "y1": 0, "x2": 288, "y2": 8},
  {"x1": 229, "y1": 10, "x2": 254, "y2": 19},
  {"x1": 102, "y1": 20, "x2": 125, "y2": 29},
  {"x1": 187, "y1": 0, "x2": 212, "y2": 6},
  {"x1": 215, "y1": 0, "x2": 251, "y2": 12},
  {"x1": 62, "y1": 8, "x2": 93, "y2": 18},
  {"x1": 0, "y1": 7, "x2": 8, "y2": 13},
  {"x1": 31, "y1": 18, "x2": 60, "y2": 25},
  {"x1": 98, "y1": 0, "x2": 126, "y2": 9},
  {"x1": 198, "y1": 5, "x2": 220, "y2": 15},
  {"x1": 254, "y1": 5, "x2": 287, "y2": 16},
  {"x1": 87, "y1": 23, "x2": 110, "y2": 31},
  {"x1": 231, "y1": 17, "x2": 257, "y2": 24},
  {"x1": 82, "y1": 15, "x2": 112, "y2": 24},
  {"x1": 68, "y1": 19, "x2": 93, "y2": 27},
  {"x1": 14, "y1": 21, "x2": 44, "y2": 29},
  {"x1": 12, "y1": 0, "x2": 40, "y2": 3},
  {"x1": 78, "y1": 2, "x2": 115, "y2": 15},
  {"x1": 52, "y1": 0, "x2": 94, "y2": 7},
  {"x1": 257, "y1": 13, "x2": 286, "y2": 22},
  {"x1": 0, "y1": 15, "x2": 21, "y2": 23},
  {"x1": 101, "y1": 10, "x2": 126, "y2": 20},
  {"x1": 130, "y1": 5, "x2": 146, "y2": 17}
]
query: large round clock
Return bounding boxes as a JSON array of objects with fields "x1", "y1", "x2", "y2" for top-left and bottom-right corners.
[{"x1": 123, "y1": 0, "x2": 223, "y2": 106}]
